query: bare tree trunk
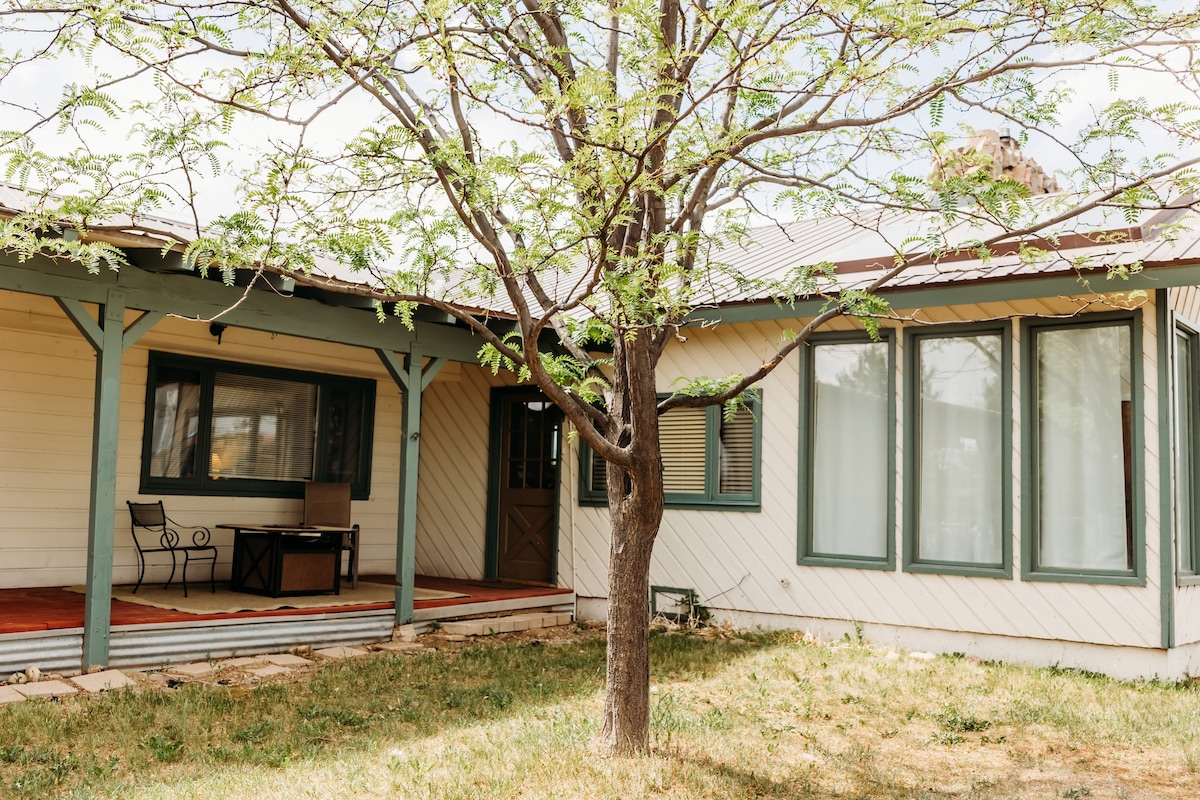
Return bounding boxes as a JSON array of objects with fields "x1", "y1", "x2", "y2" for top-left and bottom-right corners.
[
  {"x1": 600, "y1": 331, "x2": 664, "y2": 756},
  {"x1": 601, "y1": 465, "x2": 663, "y2": 755}
]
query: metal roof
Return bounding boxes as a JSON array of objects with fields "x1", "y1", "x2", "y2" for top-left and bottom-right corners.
[{"x1": 3, "y1": 183, "x2": 1199, "y2": 319}]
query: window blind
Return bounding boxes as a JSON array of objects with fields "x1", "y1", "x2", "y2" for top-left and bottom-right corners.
[
  {"x1": 210, "y1": 372, "x2": 317, "y2": 482},
  {"x1": 661, "y1": 406, "x2": 707, "y2": 493}
]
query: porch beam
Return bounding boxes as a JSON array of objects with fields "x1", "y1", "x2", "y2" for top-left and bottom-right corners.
[
  {"x1": 0, "y1": 253, "x2": 485, "y2": 363},
  {"x1": 121, "y1": 311, "x2": 166, "y2": 352},
  {"x1": 420, "y1": 357, "x2": 446, "y2": 390},
  {"x1": 376, "y1": 348, "x2": 410, "y2": 390},
  {"x1": 54, "y1": 297, "x2": 104, "y2": 351},
  {"x1": 80, "y1": 290, "x2": 126, "y2": 669}
]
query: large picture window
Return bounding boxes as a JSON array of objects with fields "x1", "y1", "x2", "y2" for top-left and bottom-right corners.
[
  {"x1": 904, "y1": 326, "x2": 1010, "y2": 577},
  {"x1": 141, "y1": 352, "x2": 375, "y2": 499},
  {"x1": 1023, "y1": 316, "x2": 1141, "y2": 583},
  {"x1": 579, "y1": 394, "x2": 761, "y2": 509},
  {"x1": 798, "y1": 332, "x2": 895, "y2": 568}
]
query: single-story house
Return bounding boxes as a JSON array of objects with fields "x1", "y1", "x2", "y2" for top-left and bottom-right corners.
[{"x1": 3, "y1": 182, "x2": 1200, "y2": 680}]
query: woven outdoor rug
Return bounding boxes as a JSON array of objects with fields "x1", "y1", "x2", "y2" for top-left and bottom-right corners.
[{"x1": 63, "y1": 582, "x2": 466, "y2": 615}]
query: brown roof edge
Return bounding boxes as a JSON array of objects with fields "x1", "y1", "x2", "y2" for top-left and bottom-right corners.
[
  {"x1": 831, "y1": 227, "x2": 1145, "y2": 276},
  {"x1": 706, "y1": 255, "x2": 1200, "y2": 315}
]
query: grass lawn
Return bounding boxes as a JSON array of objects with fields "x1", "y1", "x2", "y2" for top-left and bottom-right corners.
[{"x1": 2, "y1": 625, "x2": 1199, "y2": 798}]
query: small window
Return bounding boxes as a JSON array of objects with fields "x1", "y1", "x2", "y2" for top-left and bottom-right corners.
[
  {"x1": 579, "y1": 394, "x2": 761, "y2": 509},
  {"x1": 1023, "y1": 316, "x2": 1141, "y2": 583},
  {"x1": 141, "y1": 352, "x2": 375, "y2": 499},
  {"x1": 904, "y1": 327, "x2": 1011, "y2": 577},
  {"x1": 798, "y1": 332, "x2": 895, "y2": 568},
  {"x1": 1177, "y1": 325, "x2": 1199, "y2": 577}
]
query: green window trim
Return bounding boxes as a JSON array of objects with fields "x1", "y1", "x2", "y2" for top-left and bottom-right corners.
[
  {"x1": 902, "y1": 323, "x2": 1013, "y2": 579},
  {"x1": 1174, "y1": 316, "x2": 1200, "y2": 580},
  {"x1": 797, "y1": 329, "x2": 897, "y2": 570},
  {"x1": 577, "y1": 391, "x2": 763, "y2": 511},
  {"x1": 1019, "y1": 312, "x2": 1146, "y2": 586},
  {"x1": 139, "y1": 351, "x2": 376, "y2": 500}
]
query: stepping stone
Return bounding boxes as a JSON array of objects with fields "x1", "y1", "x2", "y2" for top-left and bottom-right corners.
[
  {"x1": 0, "y1": 685, "x2": 25, "y2": 704},
  {"x1": 376, "y1": 641, "x2": 424, "y2": 653},
  {"x1": 247, "y1": 665, "x2": 293, "y2": 678},
  {"x1": 70, "y1": 670, "x2": 135, "y2": 693},
  {"x1": 262, "y1": 654, "x2": 312, "y2": 667},
  {"x1": 218, "y1": 657, "x2": 265, "y2": 668},
  {"x1": 167, "y1": 662, "x2": 217, "y2": 677},
  {"x1": 314, "y1": 646, "x2": 368, "y2": 659},
  {"x1": 14, "y1": 680, "x2": 78, "y2": 698}
]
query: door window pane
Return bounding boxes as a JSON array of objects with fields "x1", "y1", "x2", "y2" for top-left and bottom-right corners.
[
  {"x1": 916, "y1": 335, "x2": 1004, "y2": 565},
  {"x1": 811, "y1": 341, "x2": 890, "y2": 558},
  {"x1": 1036, "y1": 324, "x2": 1132, "y2": 571}
]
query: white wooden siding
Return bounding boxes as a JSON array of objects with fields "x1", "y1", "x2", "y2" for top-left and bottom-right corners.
[
  {"x1": 1168, "y1": 285, "x2": 1200, "y2": 646},
  {"x1": 573, "y1": 293, "x2": 1163, "y2": 649},
  {"x1": 0, "y1": 290, "x2": 522, "y2": 589}
]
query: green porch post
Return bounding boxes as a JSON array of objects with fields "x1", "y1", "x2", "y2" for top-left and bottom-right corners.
[
  {"x1": 396, "y1": 348, "x2": 423, "y2": 624},
  {"x1": 377, "y1": 348, "x2": 445, "y2": 626},
  {"x1": 56, "y1": 292, "x2": 164, "y2": 669}
]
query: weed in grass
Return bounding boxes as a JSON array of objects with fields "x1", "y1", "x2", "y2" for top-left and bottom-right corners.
[
  {"x1": 930, "y1": 730, "x2": 966, "y2": 746},
  {"x1": 1062, "y1": 788, "x2": 1092, "y2": 798},
  {"x1": 233, "y1": 720, "x2": 275, "y2": 744},
  {"x1": 143, "y1": 734, "x2": 184, "y2": 762},
  {"x1": 936, "y1": 705, "x2": 991, "y2": 733},
  {"x1": 0, "y1": 745, "x2": 21, "y2": 763}
]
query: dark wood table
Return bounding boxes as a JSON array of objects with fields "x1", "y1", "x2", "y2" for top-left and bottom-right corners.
[{"x1": 218, "y1": 524, "x2": 354, "y2": 597}]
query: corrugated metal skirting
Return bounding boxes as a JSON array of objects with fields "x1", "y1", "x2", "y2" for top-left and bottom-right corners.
[
  {"x1": 0, "y1": 632, "x2": 84, "y2": 675},
  {"x1": 109, "y1": 611, "x2": 396, "y2": 669},
  {"x1": 0, "y1": 610, "x2": 395, "y2": 674}
]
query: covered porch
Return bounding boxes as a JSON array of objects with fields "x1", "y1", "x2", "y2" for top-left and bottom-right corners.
[
  {"x1": 0, "y1": 576, "x2": 574, "y2": 673},
  {"x1": 0, "y1": 239, "x2": 574, "y2": 674}
]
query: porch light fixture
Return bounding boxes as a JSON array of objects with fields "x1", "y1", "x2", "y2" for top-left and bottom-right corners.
[{"x1": 209, "y1": 322, "x2": 227, "y2": 344}]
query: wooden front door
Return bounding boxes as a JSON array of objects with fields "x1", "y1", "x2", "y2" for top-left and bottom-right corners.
[{"x1": 490, "y1": 389, "x2": 562, "y2": 584}]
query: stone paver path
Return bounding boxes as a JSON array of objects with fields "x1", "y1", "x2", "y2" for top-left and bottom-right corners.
[
  {"x1": 247, "y1": 665, "x2": 293, "y2": 678},
  {"x1": 14, "y1": 680, "x2": 78, "y2": 698},
  {"x1": 262, "y1": 654, "x2": 312, "y2": 667},
  {"x1": 0, "y1": 685, "x2": 25, "y2": 704},
  {"x1": 314, "y1": 646, "x2": 368, "y2": 659},
  {"x1": 70, "y1": 670, "x2": 135, "y2": 693},
  {"x1": 168, "y1": 662, "x2": 217, "y2": 677}
]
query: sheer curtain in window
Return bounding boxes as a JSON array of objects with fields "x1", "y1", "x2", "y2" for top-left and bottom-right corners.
[
  {"x1": 811, "y1": 341, "x2": 890, "y2": 558},
  {"x1": 1178, "y1": 331, "x2": 1195, "y2": 573},
  {"x1": 916, "y1": 335, "x2": 1003, "y2": 564},
  {"x1": 1037, "y1": 324, "x2": 1132, "y2": 571}
]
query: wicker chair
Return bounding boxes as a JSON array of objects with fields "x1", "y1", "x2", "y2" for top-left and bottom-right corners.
[
  {"x1": 303, "y1": 482, "x2": 360, "y2": 588},
  {"x1": 126, "y1": 501, "x2": 217, "y2": 596}
]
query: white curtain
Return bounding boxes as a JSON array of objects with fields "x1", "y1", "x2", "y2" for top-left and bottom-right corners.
[
  {"x1": 811, "y1": 342, "x2": 889, "y2": 558},
  {"x1": 1037, "y1": 325, "x2": 1131, "y2": 571},
  {"x1": 917, "y1": 335, "x2": 1003, "y2": 564}
]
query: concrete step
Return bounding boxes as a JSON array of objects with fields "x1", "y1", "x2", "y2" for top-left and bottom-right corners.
[{"x1": 440, "y1": 611, "x2": 573, "y2": 637}]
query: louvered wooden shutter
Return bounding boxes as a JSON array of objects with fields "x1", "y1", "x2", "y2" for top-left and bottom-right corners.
[
  {"x1": 589, "y1": 447, "x2": 608, "y2": 493},
  {"x1": 718, "y1": 404, "x2": 755, "y2": 494},
  {"x1": 210, "y1": 372, "x2": 317, "y2": 481},
  {"x1": 661, "y1": 407, "x2": 707, "y2": 493}
]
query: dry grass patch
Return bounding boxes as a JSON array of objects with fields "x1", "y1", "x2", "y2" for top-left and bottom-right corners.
[{"x1": 1, "y1": 626, "x2": 1199, "y2": 798}]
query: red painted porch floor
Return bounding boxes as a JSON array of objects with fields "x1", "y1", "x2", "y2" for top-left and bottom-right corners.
[{"x1": 0, "y1": 576, "x2": 573, "y2": 635}]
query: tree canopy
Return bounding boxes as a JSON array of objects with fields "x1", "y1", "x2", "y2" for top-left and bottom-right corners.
[{"x1": 2, "y1": 0, "x2": 1199, "y2": 754}]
